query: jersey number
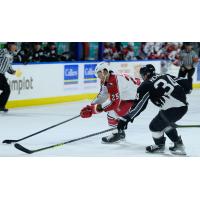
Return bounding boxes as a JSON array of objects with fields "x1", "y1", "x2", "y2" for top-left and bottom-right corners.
[
  {"x1": 154, "y1": 75, "x2": 178, "y2": 95},
  {"x1": 111, "y1": 93, "x2": 119, "y2": 101}
]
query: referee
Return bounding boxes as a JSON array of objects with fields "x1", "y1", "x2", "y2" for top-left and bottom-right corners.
[
  {"x1": 178, "y1": 42, "x2": 199, "y2": 93},
  {"x1": 0, "y1": 42, "x2": 18, "y2": 112}
]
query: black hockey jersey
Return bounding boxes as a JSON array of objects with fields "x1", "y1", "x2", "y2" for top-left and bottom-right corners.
[{"x1": 126, "y1": 74, "x2": 188, "y2": 121}]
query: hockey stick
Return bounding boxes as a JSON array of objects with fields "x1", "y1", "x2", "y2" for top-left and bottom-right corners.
[
  {"x1": 159, "y1": 110, "x2": 200, "y2": 128},
  {"x1": 2, "y1": 114, "x2": 80, "y2": 144},
  {"x1": 175, "y1": 124, "x2": 200, "y2": 128},
  {"x1": 14, "y1": 127, "x2": 116, "y2": 154}
]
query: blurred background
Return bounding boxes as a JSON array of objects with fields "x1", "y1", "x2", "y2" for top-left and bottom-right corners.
[{"x1": 1, "y1": 42, "x2": 199, "y2": 64}]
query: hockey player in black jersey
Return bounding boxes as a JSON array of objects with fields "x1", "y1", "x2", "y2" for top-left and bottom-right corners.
[{"x1": 117, "y1": 64, "x2": 189, "y2": 155}]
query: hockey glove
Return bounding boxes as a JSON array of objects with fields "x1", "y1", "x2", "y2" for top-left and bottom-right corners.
[
  {"x1": 117, "y1": 116, "x2": 131, "y2": 131},
  {"x1": 80, "y1": 104, "x2": 103, "y2": 118}
]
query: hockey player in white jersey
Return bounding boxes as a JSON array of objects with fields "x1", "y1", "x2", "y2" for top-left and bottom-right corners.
[{"x1": 80, "y1": 62, "x2": 141, "y2": 143}]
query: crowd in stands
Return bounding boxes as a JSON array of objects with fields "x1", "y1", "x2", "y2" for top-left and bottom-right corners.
[
  {"x1": 0, "y1": 42, "x2": 199, "y2": 64},
  {"x1": 13, "y1": 42, "x2": 72, "y2": 64},
  {"x1": 0, "y1": 42, "x2": 75, "y2": 64},
  {"x1": 103, "y1": 42, "x2": 200, "y2": 62}
]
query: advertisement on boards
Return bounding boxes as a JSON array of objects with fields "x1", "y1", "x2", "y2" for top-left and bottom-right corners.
[
  {"x1": 84, "y1": 64, "x2": 97, "y2": 83},
  {"x1": 64, "y1": 64, "x2": 79, "y2": 85}
]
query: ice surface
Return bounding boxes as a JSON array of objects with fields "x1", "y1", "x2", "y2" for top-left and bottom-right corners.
[{"x1": 0, "y1": 90, "x2": 200, "y2": 157}]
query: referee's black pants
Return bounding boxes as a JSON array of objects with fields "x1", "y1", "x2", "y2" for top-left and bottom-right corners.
[
  {"x1": 0, "y1": 73, "x2": 11, "y2": 108},
  {"x1": 178, "y1": 66, "x2": 195, "y2": 91}
]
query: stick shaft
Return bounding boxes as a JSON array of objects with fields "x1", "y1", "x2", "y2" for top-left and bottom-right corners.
[
  {"x1": 4, "y1": 115, "x2": 80, "y2": 143},
  {"x1": 15, "y1": 127, "x2": 116, "y2": 154},
  {"x1": 19, "y1": 114, "x2": 80, "y2": 141},
  {"x1": 176, "y1": 124, "x2": 200, "y2": 128}
]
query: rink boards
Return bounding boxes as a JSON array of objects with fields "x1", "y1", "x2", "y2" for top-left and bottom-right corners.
[{"x1": 5, "y1": 60, "x2": 200, "y2": 108}]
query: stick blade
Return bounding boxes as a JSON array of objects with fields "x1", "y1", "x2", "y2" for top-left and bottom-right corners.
[
  {"x1": 14, "y1": 143, "x2": 33, "y2": 154},
  {"x1": 2, "y1": 139, "x2": 18, "y2": 144}
]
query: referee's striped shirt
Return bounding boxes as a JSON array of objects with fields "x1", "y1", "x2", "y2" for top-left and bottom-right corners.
[
  {"x1": 179, "y1": 49, "x2": 198, "y2": 67},
  {"x1": 0, "y1": 49, "x2": 15, "y2": 74}
]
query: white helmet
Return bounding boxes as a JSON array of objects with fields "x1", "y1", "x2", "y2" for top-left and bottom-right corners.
[{"x1": 95, "y1": 62, "x2": 110, "y2": 77}]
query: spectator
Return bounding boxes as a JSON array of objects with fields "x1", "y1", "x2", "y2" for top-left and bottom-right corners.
[
  {"x1": 68, "y1": 43, "x2": 76, "y2": 61},
  {"x1": 156, "y1": 43, "x2": 168, "y2": 59},
  {"x1": 103, "y1": 42, "x2": 113, "y2": 60},
  {"x1": 112, "y1": 42, "x2": 123, "y2": 60},
  {"x1": 123, "y1": 43, "x2": 136, "y2": 60},
  {"x1": 44, "y1": 42, "x2": 59, "y2": 62},
  {"x1": 191, "y1": 42, "x2": 200, "y2": 56},
  {"x1": 167, "y1": 43, "x2": 180, "y2": 63},
  {"x1": 137, "y1": 42, "x2": 147, "y2": 60},
  {"x1": 154, "y1": 42, "x2": 164, "y2": 52},
  {"x1": 143, "y1": 42, "x2": 155, "y2": 58},
  {"x1": 83, "y1": 42, "x2": 90, "y2": 60},
  {"x1": 32, "y1": 42, "x2": 45, "y2": 62},
  {"x1": 17, "y1": 42, "x2": 33, "y2": 64}
]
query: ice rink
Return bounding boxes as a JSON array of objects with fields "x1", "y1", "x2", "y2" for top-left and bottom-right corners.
[{"x1": 0, "y1": 90, "x2": 200, "y2": 157}]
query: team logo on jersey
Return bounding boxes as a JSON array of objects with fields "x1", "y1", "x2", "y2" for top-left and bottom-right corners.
[
  {"x1": 84, "y1": 64, "x2": 97, "y2": 83},
  {"x1": 64, "y1": 65, "x2": 79, "y2": 85}
]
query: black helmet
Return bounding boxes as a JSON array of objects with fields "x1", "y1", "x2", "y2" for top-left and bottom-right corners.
[{"x1": 140, "y1": 64, "x2": 155, "y2": 79}]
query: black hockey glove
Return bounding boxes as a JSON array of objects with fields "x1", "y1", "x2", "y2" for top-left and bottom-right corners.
[{"x1": 117, "y1": 116, "x2": 131, "y2": 131}]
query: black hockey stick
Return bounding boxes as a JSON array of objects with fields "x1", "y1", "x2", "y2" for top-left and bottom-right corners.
[
  {"x1": 159, "y1": 110, "x2": 200, "y2": 128},
  {"x1": 14, "y1": 127, "x2": 116, "y2": 154},
  {"x1": 175, "y1": 124, "x2": 200, "y2": 128},
  {"x1": 2, "y1": 114, "x2": 80, "y2": 144}
]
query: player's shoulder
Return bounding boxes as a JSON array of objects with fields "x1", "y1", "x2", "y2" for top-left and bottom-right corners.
[
  {"x1": 161, "y1": 73, "x2": 175, "y2": 79},
  {"x1": 108, "y1": 73, "x2": 118, "y2": 82},
  {"x1": 138, "y1": 80, "x2": 152, "y2": 92},
  {"x1": 0, "y1": 48, "x2": 7, "y2": 56},
  {"x1": 105, "y1": 73, "x2": 117, "y2": 88},
  {"x1": 149, "y1": 74, "x2": 162, "y2": 82}
]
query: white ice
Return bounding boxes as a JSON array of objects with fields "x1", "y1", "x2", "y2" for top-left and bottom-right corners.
[{"x1": 0, "y1": 90, "x2": 200, "y2": 157}]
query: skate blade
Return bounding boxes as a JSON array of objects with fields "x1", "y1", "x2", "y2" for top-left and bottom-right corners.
[
  {"x1": 145, "y1": 150, "x2": 165, "y2": 154},
  {"x1": 145, "y1": 151, "x2": 182, "y2": 157},
  {"x1": 101, "y1": 138, "x2": 126, "y2": 144},
  {"x1": 170, "y1": 150, "x2": 187, "y2": 156}
]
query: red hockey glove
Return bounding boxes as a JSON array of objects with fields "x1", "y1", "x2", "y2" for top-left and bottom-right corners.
[
  {"x1": 80, "y1": 105, "x2": 93, "y2": 118},
  {"x1": 80, "y1": 104, "x2": 103, "y2": 118}
]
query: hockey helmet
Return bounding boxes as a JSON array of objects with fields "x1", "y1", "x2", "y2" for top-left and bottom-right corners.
[
  {"x1": 95, "y1": 62, "x2": 110, "y2": 77},
  {"x1": 140, "y1": 64, "x2": 155, "y2": 79}
]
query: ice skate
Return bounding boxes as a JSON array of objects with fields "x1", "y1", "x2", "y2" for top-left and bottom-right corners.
[
  {"x1": 102, "y1": 130, "x2": 125, "y2": 143},
  {"x1": 146, "y1": 144, "x2": 165, "y2": 153},
  {"x1": 146, "y1": 137, "x2": 166, "y2": 153},
  {"x1": 0, "y1": 107, "x2": 8, "y2": 112},
  {"x1": 169, "y1": 136, "x2": 186, "y2": 155}
]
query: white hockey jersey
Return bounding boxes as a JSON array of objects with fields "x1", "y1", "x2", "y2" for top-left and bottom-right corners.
[{"x1": 92, "y1": 73, "x2": 140, "y2": 112}]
